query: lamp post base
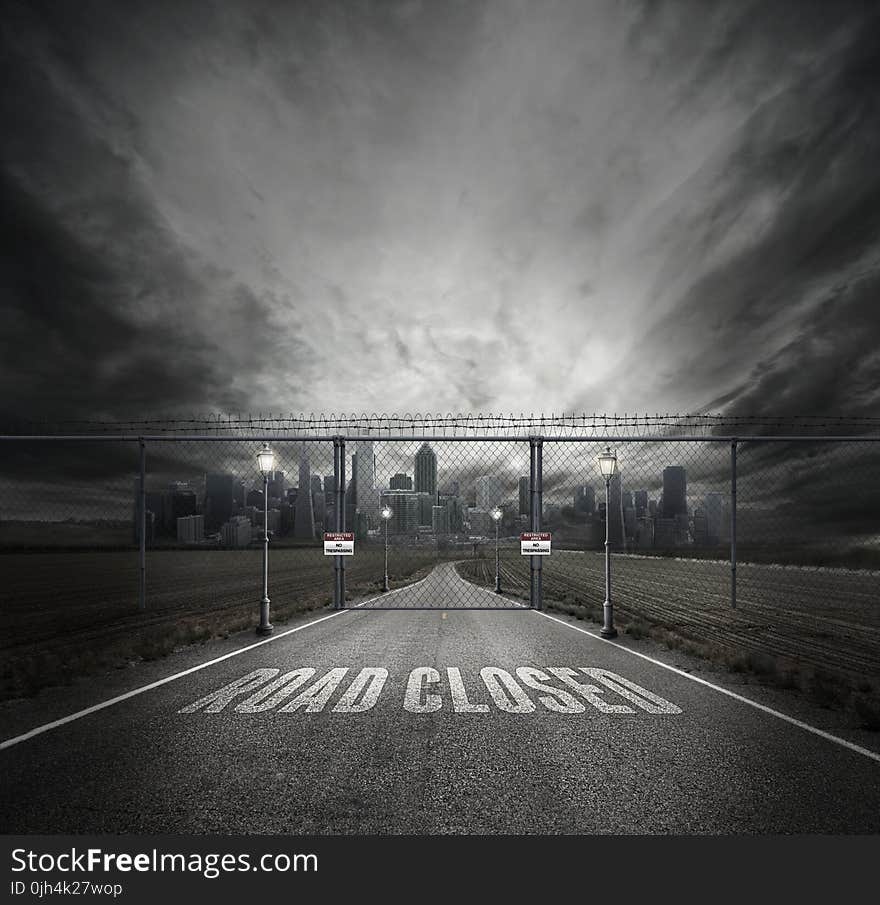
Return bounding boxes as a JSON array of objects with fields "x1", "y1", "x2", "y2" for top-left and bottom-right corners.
[
  {"x1": 257, "y1": 596, "x2": 272, "y2": 635},
  {"x1": 601, "y1": 601, "x2": 616, "y2": 638}
]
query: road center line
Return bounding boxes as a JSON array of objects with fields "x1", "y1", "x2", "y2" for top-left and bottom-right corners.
[
  {"x1": 0, "y1": 610, "x2": 346, "y2": 752},
  {"x1": 534, "y1": 610, "x2": 880, "y2": 765}
]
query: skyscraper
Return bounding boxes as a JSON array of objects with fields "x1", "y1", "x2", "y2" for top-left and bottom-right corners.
[
  {"x1": 390, "y1": 473, "x2": 413, "y2": 490},
  {"x1": 354, "y1": 439, "x2": 380, "y2": 524},
  {"x1": 348, "y1": 453, "x2": 358, "y2": 506},
  {"x1": 417, "y1": 492, "x2": 434, "y2": 527},
  {"x1": 607, "y1": 473, "x2": 625, "y2": 549},
  {"x1": 414, "y1": 443, "x2": 437, "y2": 494},
  {"x1": 662, "y1": 466, "x2": 687, "y2": 519},
  {"x1": 267, "y1": 470, "x2": 286, "y2": 500},
  {"x1": 293, "y1": 442, "x2": 315, "y2": 539},
  {"x1": 704, "y1": 492, "x2": 725, "y2": 544},
  {"x1": 574, "y1": 484, "x2": 595, "y2": 515},
  {"x1": 382, "y1": 490, "x2": 420, "y2": 535},
  {"x1": 432, "y1": 505, "x2": 450, "y2": 535},
  {"x1": 519, "y1": 476, "x2": 530, "y2": 516},
  {"x1": 634, "y1": 490, "x2": 648, "y2": 518},
  {"x1": 474, "y1": 475, "x2": 502, "y2": 510},
  {"x1": 204, "y1": 473, "x2": 235, "y2": 531}
]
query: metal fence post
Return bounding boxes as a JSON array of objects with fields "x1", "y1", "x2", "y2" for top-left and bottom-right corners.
[
  {"x1": 731, "y1": 438, "x2": 737, "y2": 609},
  {"x1": 529, "y1": 436, "x2": 543, "y2": 610},
  {"x1": 333, "y1": 436, "x2": 346, "y2": 609},
  {"x1": 138, "y1": 437, "x2": 146, "y2": 611}
]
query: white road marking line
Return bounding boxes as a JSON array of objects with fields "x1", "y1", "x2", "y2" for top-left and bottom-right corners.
[
  {"x1": 534, "y1": 610, "x2": 880, "y2": 765},
  {"x1": 0, "y1": 610, "x2": 345, "y2": 752}
]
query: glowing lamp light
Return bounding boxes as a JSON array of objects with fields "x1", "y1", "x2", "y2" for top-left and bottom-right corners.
[
  {"x1": 597, "y1": 447, "x2": 618, "y2": 480},
  {"x1": 381, "y1": 506, "x2": 393, "y2": 520},
  {"x1": 256, "y1": 444, "x2": 275, "y2": 477},
  {"x1": 490, "y1": 507, "x2": 503, "y2": 522}
]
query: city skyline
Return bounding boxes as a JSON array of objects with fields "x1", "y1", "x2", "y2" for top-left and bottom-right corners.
[{"x1": 124, "y1": 443, "x2": 732, "y2": 551}]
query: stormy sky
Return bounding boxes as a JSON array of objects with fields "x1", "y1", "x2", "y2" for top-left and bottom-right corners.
[{"x1": 2, "y1": 0, "x2": 879, "y2": 423}]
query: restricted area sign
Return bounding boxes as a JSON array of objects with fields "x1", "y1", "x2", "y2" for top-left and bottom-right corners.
[
  {"x1": 323, "y1": 532, "x2": 355, "y2": 555},
  {"x1": 520, "y1": 532, "x2": 551, "y2": 555}
]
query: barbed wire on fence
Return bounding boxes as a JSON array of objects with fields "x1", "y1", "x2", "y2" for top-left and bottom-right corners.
[{"x1": 4, "y1": 412, "x2": 880, "y2": 438}]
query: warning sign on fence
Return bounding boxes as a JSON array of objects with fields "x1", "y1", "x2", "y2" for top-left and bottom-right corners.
[
  {"x1": 520, "y1": 532, "x2": 551, "y2": 555},
  {"x1": 324, "y1": 532, "x2": 355, "y2": 555}
]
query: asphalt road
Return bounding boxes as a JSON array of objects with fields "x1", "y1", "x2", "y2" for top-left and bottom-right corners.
[
  {"x1": 2, "y1": 564, "x2": 879, "y2": 834},
  {"x1": 356, "y1": 560, "x2": 526, "y2": 608}
]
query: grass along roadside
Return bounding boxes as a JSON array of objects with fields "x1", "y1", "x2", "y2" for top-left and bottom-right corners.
[
  {"x1": 0, "y1": 552, "x2": 437, "y2": 703},
  {"x1": 455, "y1": 558, "x2": 880, "y2": 731}
]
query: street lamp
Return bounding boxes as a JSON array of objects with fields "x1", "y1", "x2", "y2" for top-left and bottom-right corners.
[
  {"x1": 380, "y1": 505, "x2": 393, "y2": 592},
  {"x1": 256, "y1": 443, "x2": 275, "y2": 635},
  {"x1": 490, "y1": 506, "x2": 503, "y2": 593},
  {"x1": 597, "y1": 446, "x2": 618, "y2": 639}
]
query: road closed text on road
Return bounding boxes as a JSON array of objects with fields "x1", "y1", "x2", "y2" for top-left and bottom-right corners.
[{"x1": 179, "y1": 666, "x2": 682, "y2": 715}]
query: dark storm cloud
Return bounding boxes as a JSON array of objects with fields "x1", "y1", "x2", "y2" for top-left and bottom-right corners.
[{"x1": 1, "y1": 0, "x2": 879, "y2": 423}]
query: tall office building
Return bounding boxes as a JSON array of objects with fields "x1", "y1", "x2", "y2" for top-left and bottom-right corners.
[
  {"x1": 354, "y1": 439, "x2": 376, "y2": 488},
  {"x1": 390, "y1": 473, "x2": 413, "y2": 490},
  {"x1": 354, "y1": 439, "x2": 380, "y2": 525},
  {"x1": 654, "y1": 517, "x2": 676, "y2": 548},
  {"x1": 519, "y1": 476, "x2": 530, "y2": 516},
  {"x1": 311, "y1": 475, "x2": 325, "y2": 523},
  {"x1": 467, "y1": 508, "x2": 491, "y2": 536},
  {"x1": 414, "y1": 443, "x2": 437, "y2": 494},
  {"x1": 662, "y1": 466, "x2": 687, "y2": 519},
  {"x1": 348, "y1": 453, "x2": 358, "y2": 506},
  {"x1": 435, "y1": 494, "x2": 464, "y2": 534},
  {"x1": 382, "y1": 490, "x2": 420, "y2": 535},
  {"x1": 692, "y1": 506, "x2": 709, "y2": 546},
  {"x1": 323, "y1": 475, "x2": 337, "y2": 529},
  {"x1": 293, "y1": 442, "x2": 315, "y2": 539},
  {"x1": 704, "y1": 492, "x2": 725, "y2": 544},
  {"x1": 474, "y1": 475, "x2": 502, "y2": 511},
  {"x1": 623, "y1": 505, "x2": 636, "y2": 540},
  {"x1": 607, "y1": 473, "x2": 625, "y2": 549},
  {"x1": 267, "y1": 470, "x2": 286, "y2": 500},
  {"x1": 167, "y1": 483, "x2": 197, "y2": 532},
  {"x1": 204, "y1": 473, "x2": 235, "y2": 531},
  {"x1": 417, "y1": 492, "x2": 435, "y2": 527},
  {"x1": 177, "y1": 514, "x2": 204, "y2": 544},
  {"x1": 634, "y1": 490, "x2": 648, "y2": 518},
  {"x1": 574, "y1": 484, "x2": 595, "y2": 515},
  {"x1": 432, "y1": 505, "x2": 449, "y2": 535},
  {"x1": 221, "y1": 515, "x2": 252, "y2": 547}
]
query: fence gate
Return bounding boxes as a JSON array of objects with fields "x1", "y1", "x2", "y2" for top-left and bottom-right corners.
[{"x1": 336, "y1": 436, "x2": 535, "y2": 610}]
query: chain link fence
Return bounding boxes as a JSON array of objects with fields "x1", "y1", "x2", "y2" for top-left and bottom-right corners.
[{"x1": 1, "y1": 418, "x2": 878, "y2": 708}]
